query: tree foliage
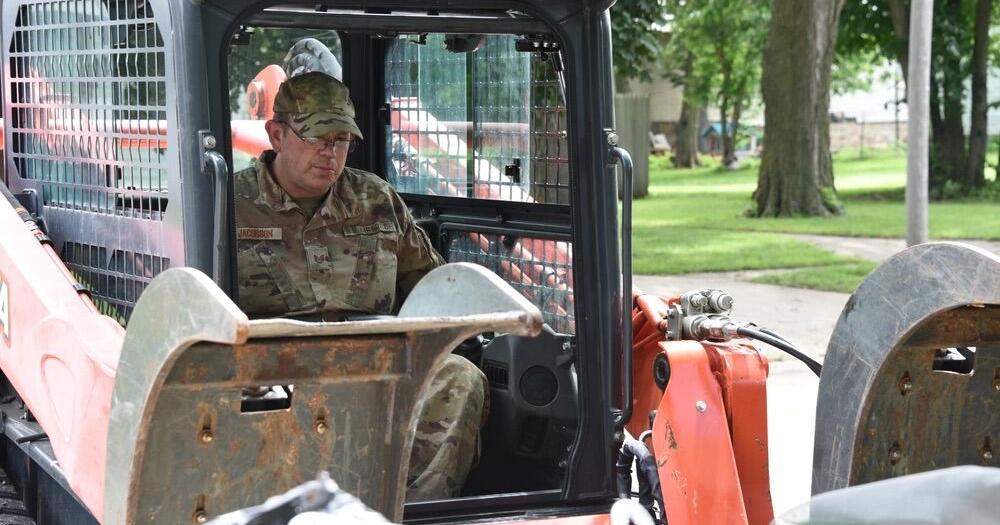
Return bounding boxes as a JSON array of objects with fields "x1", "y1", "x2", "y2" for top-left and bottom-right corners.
[
  {"x1": 662, "y1": 0, "x2": 769, "y2": 167},
  {"x1": 610, "y1": 0, "x2": 669, "y2": 88},
  {"x1": 831, "y1": 49, "x2": 883, "y2": 95},
  {"x1": 838, "y1": 0, "x2": 1000, "y2": 196}
]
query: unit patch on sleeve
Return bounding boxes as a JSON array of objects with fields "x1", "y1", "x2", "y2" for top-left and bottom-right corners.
[
  {"x1": 237, "y1": 227, "x2": 283, "y2": 241},
  {"x1": 0, "y1": 274, "x2": 9, "y2": 343}
]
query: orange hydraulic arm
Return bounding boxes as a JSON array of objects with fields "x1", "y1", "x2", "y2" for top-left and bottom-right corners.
[{"x1": 628, "y1": 292, "x2": 774, "y2": 525}]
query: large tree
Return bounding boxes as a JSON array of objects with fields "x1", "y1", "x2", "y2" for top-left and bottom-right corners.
[
  {"x1": 753, "y1": 0, "x2": 846, "y2": 217},
  {"x1": 839, "y1": 0, "x2": 997, "y2": 196}
]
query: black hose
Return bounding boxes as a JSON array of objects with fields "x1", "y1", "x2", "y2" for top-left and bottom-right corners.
[
  {"x1": 616, "y1": 434, "x2": 666, "y2": 525},
  {"x1": 758, "y1": 327, "x2": 793, "y2": 346},
  {"x1": 736, "y1": 326, "x2": 822, "y2": 377}
]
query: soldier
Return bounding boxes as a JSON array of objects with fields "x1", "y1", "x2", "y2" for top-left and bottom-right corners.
[{"x1": 235, "y1": 71, "x2": 487, "y2": 501}]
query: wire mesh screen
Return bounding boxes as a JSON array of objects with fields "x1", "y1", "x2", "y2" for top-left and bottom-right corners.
[
  {"x1": 61, "y1": 242, "x2": 168, "y2": 324},
  {"x1": 7, "y1": 0, "x2": 171, "y2": 324},
  {"x1": 385, "y1": 34, "x2": 570, "y2": 205},
  {"x1": 445, "y1": 231, "x2": 574, "y2": 334}
]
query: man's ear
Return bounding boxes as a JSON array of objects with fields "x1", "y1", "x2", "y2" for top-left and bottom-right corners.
[{"x1": 265, "y1": 120, "x2": 285, "y2": 152}]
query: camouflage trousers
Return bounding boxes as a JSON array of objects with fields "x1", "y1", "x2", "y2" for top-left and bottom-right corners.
[{"x1": 406, "y1": 354, "x2": 488, "y2": 501}]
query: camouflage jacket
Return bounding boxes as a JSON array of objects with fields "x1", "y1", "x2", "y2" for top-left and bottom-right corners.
[{"x1": 235, "y1": 151, "x2": 444, "y2": 318}]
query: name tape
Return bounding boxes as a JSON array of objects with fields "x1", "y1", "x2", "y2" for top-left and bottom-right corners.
[{"x1": 237, "y1": 227, "x2": 283, "y2": 241}]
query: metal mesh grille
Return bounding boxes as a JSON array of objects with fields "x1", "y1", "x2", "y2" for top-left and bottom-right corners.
[
  {"x1": 385, "y1": 34, "x2": 569, "y2": 205},
  {"x1": 446, "y1": 232, "x2": 574, "y2": 334},
  {"x1": 7, "y1": 0, "x2": 171, "y2": 324},
  {"x1": 61, "y1": 242, "x2": 169, "y2": 324}
]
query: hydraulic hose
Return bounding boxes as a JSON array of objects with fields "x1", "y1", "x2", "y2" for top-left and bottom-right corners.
[
  {"x1": 736, "y1": 326, "x2": 822, "y2": 377},
  {"x1": 615, "y1": 433, "x2": 666, "y2": 525},
  {"x1": 758, "y1": 327, "x2": 793, "y2": 346}
]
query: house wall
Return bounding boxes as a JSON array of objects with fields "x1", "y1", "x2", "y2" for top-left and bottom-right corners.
[{"x1": 624, "y1": 78, "x2": 683, "y2": 124}]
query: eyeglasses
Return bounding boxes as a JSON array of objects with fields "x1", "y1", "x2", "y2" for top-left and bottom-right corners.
[{"x1": 281, "y1": 122, "x2": 358, "y2": 153}]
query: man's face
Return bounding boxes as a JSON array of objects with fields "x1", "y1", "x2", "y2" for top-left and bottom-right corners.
[{"x1": 267, "y1": 120, "x2": 354, "y2": 199}]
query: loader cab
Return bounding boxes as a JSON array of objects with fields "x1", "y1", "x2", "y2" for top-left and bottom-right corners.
[
  {"x1": 228, "y1": 22, "x2": 582, "y2": 501},
  {"x1": 212, "y1": 3, "x2": 626, "y2": 520}
]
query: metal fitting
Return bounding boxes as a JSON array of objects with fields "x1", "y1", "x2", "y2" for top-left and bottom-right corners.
[
  {"x1": 606, "y1": 132, "x2": 619, "y2": 146},
  {"x1": 202, "y1": 134, "x2": 217, "y2": 150},
  {"x1": 199, "y1": 429, "x2": 214, "y2": 444},
  {"x1": 706, "y1": 290, "x2": 734, "y2": 312},
  {"x1": 686, "y1": 315, "x2": 741, "y2": 341},
  {"x1": 695, "y1": 401, "x2": 707, "y2": 413},
  {"x1": 687, "y1": 293, "x2": 708, "y2": 310}
]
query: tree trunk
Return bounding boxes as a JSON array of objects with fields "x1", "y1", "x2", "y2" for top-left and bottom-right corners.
[
  {"x1": 928, "y1": 71, "x2": 967, "y2": 191},
  {"x1": 887, "y1": 0, "x2": 909, "y2": 83},
  {"x1": 965, "y1": 0, "x2": 991, "y2": 188},
  {"x1": 719, "y1": 95, "x2": 734, "y2": 166},
  {"x1": 674, "y1": 95, "x2": 702, "y2": 168},
  {"x1": 929, "y1": 69, "x2": 949, "y2": 190},
  {"x1": 754, "y1": 0, "x2": 846, "y2": 217},
  {"x1": 723, "y1": 97, "x2": 743, "y2": 168}
]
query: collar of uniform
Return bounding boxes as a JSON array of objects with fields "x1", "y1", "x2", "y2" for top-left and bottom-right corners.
[
  {"x1": 314, "y1": 167, "x2": 364, "y2": 223},
  {"x1": 253, "y1": 150, "x2": 300, "y2": 213}
]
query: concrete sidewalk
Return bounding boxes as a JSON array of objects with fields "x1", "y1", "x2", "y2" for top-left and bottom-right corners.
[{"x1": 790, "y1": 234, "x2": 1000, "y2": 264}]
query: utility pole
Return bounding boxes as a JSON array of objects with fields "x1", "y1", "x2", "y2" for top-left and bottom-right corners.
[{"x1": 906, "y1": 0, "x2": 933, "y2": 246}]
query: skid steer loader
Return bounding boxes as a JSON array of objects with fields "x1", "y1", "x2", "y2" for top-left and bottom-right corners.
[{"x1": 0, "y1": 1, "x2": 997, "y2": 524}]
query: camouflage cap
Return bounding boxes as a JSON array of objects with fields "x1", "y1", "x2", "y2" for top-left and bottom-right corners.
[{"x1": 273, "y1": 71, "x2": 364, "y2": 140}]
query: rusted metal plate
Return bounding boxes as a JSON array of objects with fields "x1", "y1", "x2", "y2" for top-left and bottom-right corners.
[
  {"x1": 813, "y1": 243, "x2": 1000, "y2": 495},
  {"x1": 138, "y1": 337, "x2": 415, "y2": 523},
  {"x1": 105, "y1": 264, "x2": 542, "y2": 525}
]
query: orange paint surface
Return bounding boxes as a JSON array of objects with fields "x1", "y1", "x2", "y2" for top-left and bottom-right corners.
[{"x1": 628, "y1": 294, "x2": 773, "y2": 525}]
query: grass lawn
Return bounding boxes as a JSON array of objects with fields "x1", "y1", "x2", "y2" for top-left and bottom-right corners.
[
  {"x1": 633, "y1": 147, "x2": 1000, "y2": 292},
  {"x1": 748, "y1": 261, "x2": 879, "y2": 293}
]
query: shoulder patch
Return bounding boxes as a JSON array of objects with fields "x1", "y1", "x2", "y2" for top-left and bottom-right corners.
[{"x1": 237, "y1": 227, "x2": 283, "y2": 241}]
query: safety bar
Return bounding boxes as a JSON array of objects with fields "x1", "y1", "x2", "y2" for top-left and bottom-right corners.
[
  {"x1": 610, "y1": 146, "x2": 633, "y2": 430},
  {"x1": 205, "y1": 150, "x2": 230, "y2": 288}
]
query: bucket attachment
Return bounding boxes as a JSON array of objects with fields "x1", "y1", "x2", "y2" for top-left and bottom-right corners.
[
  {"x1": 103, "y1": 263, "x2": 542, "y2": 525},
  {"x1": 813, "y1": 243, "x2": 1000, "y2": 495}
]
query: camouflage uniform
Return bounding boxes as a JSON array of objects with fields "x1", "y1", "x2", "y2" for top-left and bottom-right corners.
[
  {"x1": 235, "y1": 152, "x2": 442, "y2": 316},
  {"x1": 235, "y1": 71, "x2": 487, "y2": 501}
]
